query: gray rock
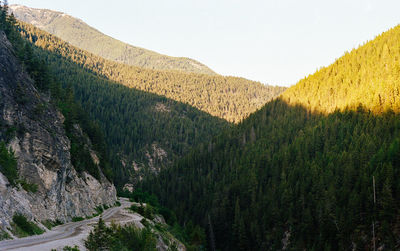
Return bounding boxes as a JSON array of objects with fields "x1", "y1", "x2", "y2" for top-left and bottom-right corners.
[{"x1": 0, "y1": 31, "x2": 116, "y2": 231}]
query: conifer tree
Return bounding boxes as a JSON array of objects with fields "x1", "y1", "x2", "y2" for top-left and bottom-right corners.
[{"x1": 85, "y1": 217, "x2": 112, "y2": 251}]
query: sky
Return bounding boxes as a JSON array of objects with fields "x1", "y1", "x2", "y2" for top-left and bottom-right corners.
[{"x1": 9, "y1": 0, "x2": 400, "y2": 87}]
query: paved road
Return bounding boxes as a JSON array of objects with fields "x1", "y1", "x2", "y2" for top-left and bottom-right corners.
[{"x1": 0, "y1": 198, "x2": 132, "y2": 251}]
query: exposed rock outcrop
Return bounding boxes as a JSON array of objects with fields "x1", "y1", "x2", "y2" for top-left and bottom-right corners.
[{"x1": 0, "y1": 31, "x2": 116, "y2": 231}]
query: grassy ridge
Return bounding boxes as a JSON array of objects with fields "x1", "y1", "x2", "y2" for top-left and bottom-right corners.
[{"x1": 10, "y1": 4, "x2": 216, "y2": 75}]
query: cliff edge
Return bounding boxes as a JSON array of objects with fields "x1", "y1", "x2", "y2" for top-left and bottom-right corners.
[{"x1": 0, "y1": 30, "x2": 116, "y2": 233}]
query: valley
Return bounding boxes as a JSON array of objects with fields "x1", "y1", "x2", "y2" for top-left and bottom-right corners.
[{"x1": 1, "y1": 1, "x2": 400, "y2": 250}]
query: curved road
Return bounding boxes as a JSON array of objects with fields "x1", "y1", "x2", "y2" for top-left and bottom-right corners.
[{"x1": 0, "y1": 198, "x2": 133, "y2": 251}]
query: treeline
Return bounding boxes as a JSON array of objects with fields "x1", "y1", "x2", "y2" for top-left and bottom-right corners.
[
  {"x1": 14, "y1": 21, "x2": 229, "y2": 186},
  {"x1": 140, "y1": 25, "x2": 400, "y2": 250},
  {"x1": 282, "y1": 25, "x2": 400, "y2": 114},
  {"x1": 85, "y1": 218, "x2": 157, "y2": 251},
  {"x1": 142, "y1": 100, "x2": 400, "y2": 250},
  {"x1": 0, "y1": 3, "x2": 112, "y2": 181},
  {"x1": 11, "y1": 5, "x2": 217, "y2": 75},
  {"x1": 17, "y1": 22, "x2": 285, "y2": 123},
  {"x1": 120, "y1": 188, "x2": 208, "y2": 250}
]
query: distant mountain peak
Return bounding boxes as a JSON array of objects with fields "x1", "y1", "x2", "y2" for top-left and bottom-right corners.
[{"x1": 10, "y1": 4, "x2": 217, "y2": 75}]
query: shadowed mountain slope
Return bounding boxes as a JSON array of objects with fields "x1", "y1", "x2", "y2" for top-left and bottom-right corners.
[
  {"x1": 141, "y1": 25, "x2": 400, "y2": 250},
  {"x1": 17, "y1": 21, "x2": 285, "y2": 123},
  {"x1": 14, "y1": 21, "x2": 230, "y2": 186}
]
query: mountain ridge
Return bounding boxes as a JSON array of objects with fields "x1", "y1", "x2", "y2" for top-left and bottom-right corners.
[
  {"x1": 9, "y1": 4, "x2": 217, "y2": 75},
  {"x1": 17, "y1": 20, "x2": 286, "y2": 123},
  {"x1": 281, "y1": 24, "x2": 400, "y2": 114},
  {"x1": 142, "y1": 24, "x2": 400, "y2": 250},
  {"x1": 15, "y1": 20, "x2": 232, "y2": 185}
]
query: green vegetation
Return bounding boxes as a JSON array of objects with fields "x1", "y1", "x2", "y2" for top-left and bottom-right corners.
[
  {"x1": 52, "y1": 246, "x2": 80, "y2": 251},
  {"x1": 62, "y1": 246, "x2": 80, "y2": 251},
  {"x1": 129, "y1": 204, "x2": 143, "y2": 214},
  {"x1": 123, "y1": 189, "x2": 206, "y2": 250},
  {"x1": 0, "y1": 229, "x2": 11, "y2": 241},
  {"x1": 11, "y1": 5, "x2": 216, "y2": 75},
  {"x1": 3, "y1": 5, "x2": 203, "y2": 250},
  {"x1": 15, "y1": 22, "x2": 231, "y2": 186},
  {"x1": 42, "y1": 219, "x2": 63, "y2": 230},
  {"x1": 141, "y1": 25, "x2": 400, "y2": 250},
  {"x1": 129, "y1": 203, "x2": 155, "y2": 221},
  {"x1": 86, "y1": 204, "x2": 113, "y2": 220},
  {"x1": 19, "y1": 179, "x2": 38, "y2": 193},
  {"x1": 143, "y1": 100, "x2": 400, "y2": 250},
  {"x1": 6, "y1": 2, "x2": 400, "y2": 250},
  {"x1": 282, "y1": 25, "x2": 400, "y2": 114},
  {"x1": 95, "y1": 205, "x2": 104, "y2": 215},
  {"x1": 0, "y1": 141, "x2": 18, "y2": 185},
  {"x1": 0, "y1": 6, "x2": 113, "y2": 181},
  {"x1": 72, "y1": 217, "x2": 85, "y2": 222},
  {"x1": 0, "y1": 142, "x2": 38, "y2": 192},
  {"x1": 85, "y1": 217, "x2": 157, "y2": 251},
  {"x1": 18, "y1": 22, "x2": 284, "y2": 123},
  {"x1": 11, "y1": 214, "x2": 44, "y2": 237}
]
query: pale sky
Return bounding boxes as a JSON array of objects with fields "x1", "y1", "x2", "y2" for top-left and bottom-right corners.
[{"x1": 9, "y1": 0, "x2": 400, "y2": 87}]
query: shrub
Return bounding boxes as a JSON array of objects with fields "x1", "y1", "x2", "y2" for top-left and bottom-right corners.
[
  {"x1": 129, "y1": 204, "x2": 145, "y2": 215},
  {"x1": 0, "y1": 229, "x2": 11, "y2": 241},
  {"x1": 85, "y1": 218, "x2": 156, "y2": 251},
  {"x1": 42, "y1": 219, "x2": 63, "y2": 230},
  {"x1": 95, "y1": 205, "x2": 104, "y2": 215},
  {"x1": 19, "y1": 179, "x2": 38, "y2": 193},
  {"x1": 144, "y1": 204, "x2": 154, "y2": 220},
  {"x1": 12, "y1": 214, "x2": 44, "y2": 236},
  {"x1": 63, "y1": 246, "x2": 80, "y2": 251},
  {"x1": 72, "y1": 217, "x2": 84, "y2": 222},
  {"x1": 0, "y1": 141, "x2": 18, "y2": 185}
]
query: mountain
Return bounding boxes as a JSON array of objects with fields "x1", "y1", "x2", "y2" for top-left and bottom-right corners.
[
  {"x1": 141, "y1": 25, "x2": 400, "y2": 250},
  {"x1": 9, "y1": 4, "x2": 216, "y2": 75},
  {"x1": 12, "y1": 7, "x2": 286, "y2": 124},
  {"x1": 9, "y1": 20, "x2": 285, "y2": 186},
  {"x1": 0, "y1": 15, "x2": 116, "y2": 235},
  {"x1": 0, "y1": 9, "x2": 194, "y2": 249},
  {"x1": 282, "y1": 25, "x2": 400, "y2": 114},
  {"x1": 13, "y1": 21, "x2": 231, "y2": 186}
]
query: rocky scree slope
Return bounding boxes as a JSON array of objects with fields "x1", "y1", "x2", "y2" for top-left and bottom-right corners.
[{"x1": 0, "y1": 30, "x2": 116, "y2": 231}]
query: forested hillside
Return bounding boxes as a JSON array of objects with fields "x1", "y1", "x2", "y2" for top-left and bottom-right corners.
[
  {"x1": 1, "y1": 6, "x2": 112, "y2": 182},
  {"x1": 13, "y1": 21, "x2": 229, "y2": 186},
  {"x1": 282, "y1": 25, "x2": 400, "y2": 114},
  {"x1": 0, "y1": 3, "x2": 117, "y2": 227},
  {"x1": 10, "y1": 4, "x2": 216, "y2": 75},
  {"x1": 141, "y1": 25, "x2": 400, "y2": 250},
  {"x1": 16, "y1": 22, "x2": 285, "y2": 123}
]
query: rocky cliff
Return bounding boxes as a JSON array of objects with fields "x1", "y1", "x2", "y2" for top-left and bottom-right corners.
[{"x1": 0, "y1": 30, "x2": 116, "y2": 232}]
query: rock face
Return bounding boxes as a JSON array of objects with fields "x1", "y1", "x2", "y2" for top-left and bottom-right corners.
[{"x1": 0, "y1": 31, "x2": 116, "y2": 230}]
